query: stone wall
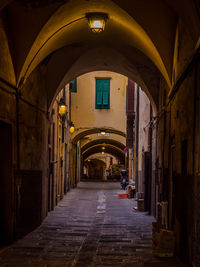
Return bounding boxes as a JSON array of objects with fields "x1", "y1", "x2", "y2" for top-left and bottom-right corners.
[
  {"x1": 0, "y1": 64, "x2": 49, "y2": 240},
  {"x1": 157, "y1": 52, "x2": 200, "y2": 264}
]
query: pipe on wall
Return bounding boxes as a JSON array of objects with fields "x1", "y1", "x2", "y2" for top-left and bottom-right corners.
[{"x1": 135, "y1": 84, "x2": 140, "y2": 192}]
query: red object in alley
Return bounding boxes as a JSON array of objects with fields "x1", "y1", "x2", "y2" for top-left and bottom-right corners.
[{"x1": 118, "y1": 193, "x2": 128, "y2": 199}]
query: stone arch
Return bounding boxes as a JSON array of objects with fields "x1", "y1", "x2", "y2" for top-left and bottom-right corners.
[
  {"x1": 82, "y1": 145, "x2": 125, "y2": 164},
  {"x1": 81, "y1": 139, "x2": 125, "y2": 154},
  {"x1": 17, "y1": 0, "x2": 173, "y2": 90},
  {"x1": 72, "y1": 128, "x2": 126, "y2": 145},
  {"x1": 46, "y1": 46, "x2": 160, "y2": 112}
]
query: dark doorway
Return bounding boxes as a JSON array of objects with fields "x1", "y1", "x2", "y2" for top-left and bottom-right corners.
[
  {"x1": 0, "y1": 121, "x2": 14, "y2": 245},
  {"x1": 15, "y1": 170, "x2": 42, "y2": 239},
  {"x1": 144, "y1": 151, "x2": 151, "y2": 212}
]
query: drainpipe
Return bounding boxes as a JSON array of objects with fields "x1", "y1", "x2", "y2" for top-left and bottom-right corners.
[
  {"x1": 135, "y1": 85, "x2": 140, "y2": 192},
  {"x1": 148, "y1": 105, "x2": 153, "y2": 214},
  {"x1": 126, "y1": 79, "x2": 135, "y2": 176}
]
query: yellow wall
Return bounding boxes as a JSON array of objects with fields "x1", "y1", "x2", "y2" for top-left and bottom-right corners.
[{"x1": 71, "y1": 71, "x2": 127, "y2": 135}]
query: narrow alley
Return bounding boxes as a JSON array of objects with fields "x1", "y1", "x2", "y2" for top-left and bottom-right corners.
[{"x1": 0, "y1": 182, "x2": 185, "y2": 267}]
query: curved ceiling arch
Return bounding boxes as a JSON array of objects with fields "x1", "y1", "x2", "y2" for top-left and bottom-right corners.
[
  {"x1": 85, "y1": 158, "x2": 106, "y2": 166},
  {"x1": 83, "y1": 146, "x2": 125, "y2": 163},
  {"x1": 17, "y1": 0, "x2": 172, "y2": 89},
  {"x1": 81, "y1": 139, "x2": 125, "y2": 154},
  {"x1": 72, "y1": 128, "x2": 126, "y2": 144},
  {"x1": 46, "y1": 46, "x2": 160, "y2": 111},
  {"x1": 82, "y1": 144, "x2": 124, "y2": 157}
]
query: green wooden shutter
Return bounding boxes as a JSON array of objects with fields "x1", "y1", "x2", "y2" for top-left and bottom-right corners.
[
  {"x1": 96, "y1": 79, "x2": 102, "y2": 107},
  {"x1": 102, "y1": 80, "x2": 109, "y2": 105},
  {"x1": 96, "y1": 80, "x2": 102, "y2": 105},
  {"x1": 96, "y1": 79, "x2": 110, "y2": 109},
  {"x1": 70, "y1": 78, "x2": 77, "y2": 92}
]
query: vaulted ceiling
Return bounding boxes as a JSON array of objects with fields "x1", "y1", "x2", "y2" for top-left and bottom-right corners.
[{"x1": 0, "y1": 0, "x2": 199, "y2": 108}]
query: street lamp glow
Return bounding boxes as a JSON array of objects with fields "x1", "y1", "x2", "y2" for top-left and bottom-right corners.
[
  {"x1": 86, "y1": 12, "x2": 108, "y2": 33},
  {"x1": 69, "y1": 126, "x2": 75, "y2": 133},
  {"x1": 91, "y1": 20, "x2": 103, "y2": 30},
  {"x1": 58, "y1": 98, "x2": 67, "y2": 116},
  {"x1": 69, "y1": 122, "x2": 75, "y2": 133}
]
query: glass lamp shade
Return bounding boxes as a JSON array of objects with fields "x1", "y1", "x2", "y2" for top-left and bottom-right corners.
[
  {"x1": 89, "y1": 19, "x2": 105, "y2": 33},
  {"x1": 58, "y1": 104, "x2": 67, "y2": 116},
  {"x1": 86, "y1": 12, "x2": 108, "y2": 33},
  {"x1": 69, "y1": 126, "x2": 75, "y2": 134}
]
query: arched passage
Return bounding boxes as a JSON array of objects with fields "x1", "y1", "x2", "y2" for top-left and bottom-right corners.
[
  {"x1": 46, "y1": 46, "x2": 160, "y2": 111},
  {"x1": 17, "y1": 0, "x2": 172, "y2": 89},
  {"x1": 0, "y1": 1, "x2": 200, "y2": 265},
  {"x1": 9, "y1": 0, "x2": 183, "y2": 115},
  {"x1": 81, "y1": 139, "x2": 126, "y2": 181},
  {"x1": 72, "y1": 128, "x2": 126, "y2": 145},
  {"x1": 81, "y1": 139, "x2": 125, "y2": 152},
  {"x1": 82, "y1": 144, "x2": 125, "y2": 163}
]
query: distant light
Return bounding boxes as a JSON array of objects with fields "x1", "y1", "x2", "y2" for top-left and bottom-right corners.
[
  {"x1": 97, "y1": 132, "x2": 110, "y2": 137},
  {"x1": 102, "y1": 147, "x2": 105, "y2": 150},
  {"x1": 102, "y1": 151, "x2": 105, "y2": 155}
]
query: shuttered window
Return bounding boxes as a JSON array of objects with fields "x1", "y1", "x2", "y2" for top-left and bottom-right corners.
[
  {"x1": 70, "y1": 78, "x2": 77, "y2": 92},
  {"x1": 95, "y1": 79, "x2": 110, "y2": 109}
]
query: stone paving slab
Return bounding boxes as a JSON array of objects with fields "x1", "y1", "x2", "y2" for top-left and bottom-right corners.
[{"x1": 0, "y1": 182, "x2": 188, "y2": 267}]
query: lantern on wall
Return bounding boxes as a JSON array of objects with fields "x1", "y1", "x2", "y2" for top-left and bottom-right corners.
[
  {"x1": 69, "y1": 122, "x2": 75, "y2": 134},
  {"x1": 58, "y1": 98, "x2": 67, "y2": 116}
]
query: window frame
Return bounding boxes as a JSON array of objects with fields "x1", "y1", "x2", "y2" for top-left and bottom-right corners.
[{"x1": 95, "y1": 77, "x2": 111, "y2": 109}]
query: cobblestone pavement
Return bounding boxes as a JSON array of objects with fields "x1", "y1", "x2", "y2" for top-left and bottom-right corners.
[{"x1": 0, "y1": 182, "x2": 188, "y2": 267}]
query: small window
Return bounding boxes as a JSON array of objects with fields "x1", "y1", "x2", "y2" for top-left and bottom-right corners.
[
  {"x1": 70, "y1": 78, "x2": 77, "y2": 93},
  {"x1": 95, "y1": 79, "x2": 110, "y2": 109}
]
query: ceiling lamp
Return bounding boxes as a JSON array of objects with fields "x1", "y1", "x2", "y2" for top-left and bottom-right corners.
[
  {"x1": 58, "y1": 98, "x2": 67, "y2": 116},
  {"x1": 100, "y1": 131, "x2": 106, "y2": 136},
  {"x1": 86, "y1": 12, "x2": 108, "y2": 33}
]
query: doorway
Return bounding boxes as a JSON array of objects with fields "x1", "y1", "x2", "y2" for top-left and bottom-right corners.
[{"x1": 0, "y1": 120, "x2": 14, "y2": 245}]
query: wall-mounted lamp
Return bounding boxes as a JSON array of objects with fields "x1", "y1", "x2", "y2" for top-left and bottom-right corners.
[
  {"x1": 69, "y1": 121, "x2": 75, "y2": 134},
  {"x1": 58, "y1": 98, "x2": 67, "y2": 116},
  {"x1": 86, "y1": 12, "x2": 108, "y2": 33}
]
